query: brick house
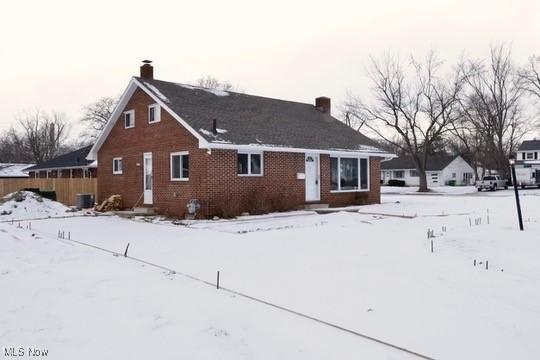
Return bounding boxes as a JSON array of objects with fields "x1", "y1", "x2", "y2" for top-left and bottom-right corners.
[
  {"x1": 87, "y1": 62, "x2": 392, "y2": 218},
  {"x1": 27, "y1": 145, "x2": 97, "y2": 179}
]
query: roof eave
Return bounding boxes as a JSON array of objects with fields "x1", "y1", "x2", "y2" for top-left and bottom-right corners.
[{"x1": 204, "y1": 142, "x2": 396, "y2": 158}]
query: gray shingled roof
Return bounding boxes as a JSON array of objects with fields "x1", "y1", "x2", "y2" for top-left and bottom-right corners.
[
  {"x1": 381, "y1": 155, "x2": 458, "y2": 171},
  {"x1": 518, "y1": 140, "x2": 540, "y2": 151},
  {"x1": 137, "y1": 78, "x2": 385, "y2": 153},
  {"x1": 27, "y1": 145, "x2": 95, "y2": 171}
]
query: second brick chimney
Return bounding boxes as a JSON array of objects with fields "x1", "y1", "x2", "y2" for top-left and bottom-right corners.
[
  {"x1": 315, "y1": 97, "x2": 331, "y2": 114},
  {"x1": 140, "y1": 60, "x2": 153, "y2": 79}
]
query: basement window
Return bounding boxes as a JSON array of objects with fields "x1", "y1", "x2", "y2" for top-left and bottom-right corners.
[
  {"x1": 124, "y1": 110, "x2": 135, "y2": 128},
  {"x1": 112, "y1": 157, "x2": 123, "y2": 174},
  {"x1": 148, "y1": 104, "x2": 160, "y2": 123},
  {"x1": 237, "y1": 152, "x2": 263, "y2": 176},
  {"x1": 170, "y1": 151, "x2": 189, "y2": 181},
  {"x1": 331, "y1": 156, "x2": 369, "y2": 192}
]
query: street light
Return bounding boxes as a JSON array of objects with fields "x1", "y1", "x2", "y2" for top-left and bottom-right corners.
[{"x1": 509, "y1": 155, "x2": 524, "y2": 231}]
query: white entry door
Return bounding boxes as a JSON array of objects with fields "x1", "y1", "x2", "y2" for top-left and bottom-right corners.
[
  {"x1": 305, "y1": 154, "x2": 320, "y2": 202},
  {"x1": 143, "y1": 152, "x2": 153, "y2": 205}
]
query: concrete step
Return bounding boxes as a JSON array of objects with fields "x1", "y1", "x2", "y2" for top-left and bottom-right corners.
[
  {"x1": 113, "y1": 207, "x2": 155, "y2": 217},
  {"x1": 133, "y1": 207, "x2": 155, "y2": 214},
  {"x1": 303, "y1": 203, "x2": 329, "y2": 210}
]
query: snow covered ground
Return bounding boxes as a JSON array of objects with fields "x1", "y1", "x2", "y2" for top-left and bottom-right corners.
[
  {"x1": 2, "y1": 189, "x2": 540, "y2": 359},
  {"x1": 0, "y1": 191, "x2": 73, "y2": 220},
  {"x1": 381, "y1": 185, "x2": 478, "y2": 195}
]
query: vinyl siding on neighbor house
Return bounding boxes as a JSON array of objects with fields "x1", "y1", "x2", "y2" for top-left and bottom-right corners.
[
  {"x1": 381, "y1": 156, "x2": 474, "y2": 187},
  {"x1": 97, "y1": 88, "x2": 381, "y2": 218}
]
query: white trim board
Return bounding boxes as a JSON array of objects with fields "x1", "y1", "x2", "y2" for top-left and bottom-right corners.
[{"x1": 205, "y1": 142, "x2": 394, "y2": 158}]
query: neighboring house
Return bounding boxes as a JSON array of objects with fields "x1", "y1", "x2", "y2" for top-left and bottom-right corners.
[
  {"x1": 0, "y1": 163, "x2": 34, "y2": 178},
  {"x1": 87, "y1": 61, "x2": 393, "y2": 218},
  {"x1": 27, "y1": 145, "x2": 97, "y2": 179},
  {"x1": 516, "y1": 139, "x2": 540, "y2": 164},
  {"x1": 514, "y1": 139, "x2": 540, "y2": 186},
  {"x1": 381, "y1": 155, "x2": 474, "y2": 186}
]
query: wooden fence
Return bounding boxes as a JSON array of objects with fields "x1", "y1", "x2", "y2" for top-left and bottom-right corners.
[{"x1": 0, "y1": 178, "x2": 98, "y2": 206}]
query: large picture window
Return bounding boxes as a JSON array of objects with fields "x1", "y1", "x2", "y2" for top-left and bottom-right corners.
[
  {"x1": 330, "y1": 156, "x2": 369, "y2": 192},
  {"x1": 237, "y1": 152, "x2": 263, "y2": 176},
  {"x1": 170, "y1": 151, "x2": 189, "y2": 180}
]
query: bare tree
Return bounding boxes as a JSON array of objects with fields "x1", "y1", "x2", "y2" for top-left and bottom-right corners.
[
  {"x1": 346, "y1": 51, "x2": 463, "y2": 192},
  {"x1": 519, "y1": 55, "x2": 540, "y2": 102},
  {"x1": 458, "y1": 45, "x2": 530, "y2": 178},
  {"x1": 81, "y1": 96, "x2": 119, "y2": 140},
  {"x1": 9, "y1": 110, "x2": 70, "y2": 164},
  {"x1": 193, "y1": 75, "x2": 243, "y2": 92}
]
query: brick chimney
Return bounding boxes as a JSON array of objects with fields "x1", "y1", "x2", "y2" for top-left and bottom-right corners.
[
  {"x1": 140, "y1": 60, "x2": 153, "y2": 79},
  {"x1": 315, "y1": 97, "x2": 331, "y2": 114}
]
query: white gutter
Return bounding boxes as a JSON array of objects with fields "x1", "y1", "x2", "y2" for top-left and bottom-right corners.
[{"x1": 204, "y1": 142, "x2": 396, "y2": 158}]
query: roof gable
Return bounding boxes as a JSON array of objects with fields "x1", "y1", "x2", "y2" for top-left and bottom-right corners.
[{"x1": 88, "y1": 77, "x2": 391, "y2": 160}]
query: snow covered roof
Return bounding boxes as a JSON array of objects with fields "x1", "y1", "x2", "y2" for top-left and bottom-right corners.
[
  {"x1": 137, "y1": 78, "x2": 387, "y2": 153},
  {"x1": 88, "y1": 77, "x2": 393, "y2": 159},
  {"x1": 381, "y1": 155, "x2": 462, "y2": 171},
  {"x1": 27, "y1": 145, "x2": 96, "y2": 171},
  {"x1": 0, "y1": 163, "x2": 33, "y2": 178}
]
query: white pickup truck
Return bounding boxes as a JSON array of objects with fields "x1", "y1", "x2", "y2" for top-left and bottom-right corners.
[{"x1": 476, "y1": 175, "x2": 508, "y2": 191}]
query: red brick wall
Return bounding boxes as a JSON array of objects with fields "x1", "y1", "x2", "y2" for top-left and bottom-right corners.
[
  {"x1": 320, "y1": 155, "x2": 381, "y2": 207},
  {"x1": 98, "y1": 88, "x2": 209, "y2": 217},
  {"x1": 97, "y1": 88, "x2": 381, "y2": 218},
  {"x1": 206, "y1": 150, "x2": 306, "y2": 217}
]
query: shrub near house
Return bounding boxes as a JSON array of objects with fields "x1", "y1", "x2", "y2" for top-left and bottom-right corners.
[{"x1": 87, "y1": 61, "x2": 393, "y2": 218}]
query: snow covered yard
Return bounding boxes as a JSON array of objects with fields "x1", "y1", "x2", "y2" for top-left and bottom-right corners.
[{"x1": 2, "y1": 189, "x2": 540, "y2": 359}]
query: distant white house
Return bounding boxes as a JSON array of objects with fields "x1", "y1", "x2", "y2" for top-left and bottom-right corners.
[
  {"x1": 0, "y1": 163, "x2": 34, "y2": 179},
  {"x1": 516, "y1": 139, "x2": 540, "y2": 164},
  {"x1": 381, "y1": 155, "x2": 474, "y2": 187},
  {"x1": 514, "y1": 140, "x2": 540, "y2": 187}
]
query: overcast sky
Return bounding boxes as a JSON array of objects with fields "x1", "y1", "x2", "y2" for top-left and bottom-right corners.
[{"x1": 1, "y1": 0, "x2": 538, "y2": 138}]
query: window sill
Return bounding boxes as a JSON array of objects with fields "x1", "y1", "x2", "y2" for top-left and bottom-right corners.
[
  {"x1": 238, "y1": 174, "x2": 263, "y2": 177},
  {"x1": 171, "y1": 178, "x2": 189, "y2": 182},
  {"x1": 330, "y1": 189, "x2": 370, "y2": 193},
  {"x1": 148, "y1": 120, "x2": 160, "y2": 124},
  {"x1": 124, "y1": 126, "x2": 135, "y2": 129},
  {"x1": 113, "y1": 172, "x2": 123, "y2": 175}
]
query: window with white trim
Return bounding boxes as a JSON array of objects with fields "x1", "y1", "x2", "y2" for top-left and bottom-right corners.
[
  {"x1": 237, "y1": 152, "x2": 263, "y2": 176},
  {"x1": 393, "y1": 170, "x2": 404, "y2": 179},
  {"x1": 330, "y1": 156, "x2": 369, "y2": 191},
  {"x1": 527, "y1": 152, "x2": 534, "y2": 160},
  {"x1": 409, "y1": 170, "x2": 418, "y2": 177},
  {"x1": 170, "y1": 151, "x2": 189, "y2": 180},
  {"x1": 124, "y1": 110, "x2": 135, "y2": 128},
  {"x1": 148, "y1": 104, "x2": 160, "y2": 123},
  {"x1": 113, "y1": 157, "x2": 123, "y2": 174}
]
